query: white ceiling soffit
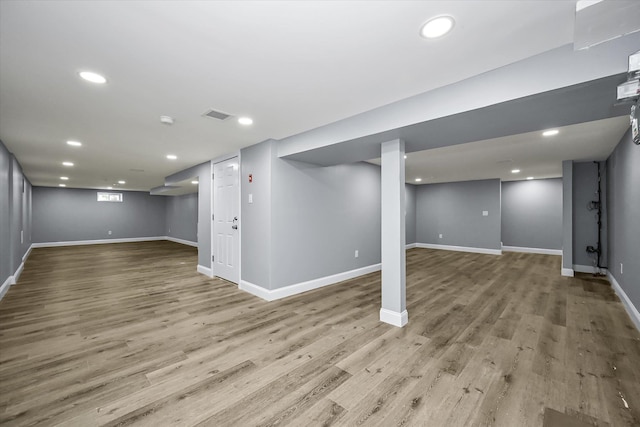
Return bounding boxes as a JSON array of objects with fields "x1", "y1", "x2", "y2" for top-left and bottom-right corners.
[
  {"x1": 574, "y1": 0, "x2": 640, "y2": 50},
  {"x1": 150, "y1": 178, "x2": 199, "y2": 196},
  {"x1": 367, "y1": 116, "x2": 630, "y2": 185},
  {"x1": 0, "y1": 1, "x2": 578, "y2": 191}
]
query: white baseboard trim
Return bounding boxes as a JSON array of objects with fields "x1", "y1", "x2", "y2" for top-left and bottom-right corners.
[
  {"x1": 573, "y1": 264, "x2": 607, "y2": 274},
  {"x1": 380, "y1": 308, "x2": 408, "y2": 327},
  {"x1": 406, "y1": 243, "x2": 417, "y2": 249},
  {"x1": 240, "y1": 280, "x2": 274, "y2": 301},
  {"x1": 32, "y1": 236, "x2": 166, "y2": 248},
  {"x1": 502, "y1": 246, "x2": 562, "y2": 256},
  {"x1": 240, "y1": 263, "x2": 382, "y2": 302},
  {"x1": 0, "y1": 276, "x2": 12, "y2": 301},
  {"x1": 22, "y1": 244, "x2": 32, "y2": 262},
  {"x1": 607, "y1": 272, "x2": 640, "y2": 332},
  {"x1": 14, "y1": 262, "x2": 25, "y2": 284},
  {"x1": 197, "y1": 265, "x2": 213, "y2": 278},
  {"x1": 166, "y1": 236, "x2": 198, "y2": 247},
  {"x1": 561, "y1": 268, "x2": 575, "y2": 277},
  {"x1": 416, "y1": 243, "x2": 502, "y2": 256}
]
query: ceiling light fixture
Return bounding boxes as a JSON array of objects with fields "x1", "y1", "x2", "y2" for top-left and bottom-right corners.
[
  {"x1": 118, "y1": 180, "x2": 126, "y2": 184},
  {"x1": 404, "y1": 155, "x2": 407, "y2": 159},
  {"x1": 191, "y1": 180, "x2": 199, "y2": 185},
  {"x1": 415, "y1": 178, "x2": 422, "y2": 182},
  {"x1": 60, "y1": 176, "x2": 69, "y2": 180},
  {"x1": 166, "y1": 154, "x2": 177, "y2": 160},
  {"x1": 107, "y1": 186, "x2": 113, "y2": 190},
  {"x1": 59, "y1": 184, "x2": 66, "y2": 187},
  {"x1": 66, "y1": 140, "x2": 82, "y2": 147},
  {"x1": 78, "y1": 71, "x2": 107, "y2": 84},
  {"x1": 527, "y1": 177, "x2": 534, "y2": 180},
  {"x1": 238, "y1": 117, "x2": 253, "y2": 125},
  {"x1": 420, "y1": 16, "x2": 455, "y2": 39},
  {"x1": 62, "y1": 161, "x2": 74, "y2": 167},
  {"x1": 511, "y1": 169, "x2": 520, "y2": 174},
  {"x1": 542, "y1": 129, "x2": 559, "y2": 137}
]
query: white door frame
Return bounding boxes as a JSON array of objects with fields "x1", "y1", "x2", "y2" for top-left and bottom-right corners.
[{"x1": 210, "y1": 152, "x2": 241, "y2": 286}]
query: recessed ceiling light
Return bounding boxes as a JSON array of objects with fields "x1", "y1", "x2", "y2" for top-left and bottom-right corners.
[
  {"x1": 415, "y1": 178, "x2": 422, "y2": 182},
  {"x1": 66, "y1": 140, "x2": 82, "y2": 147},
  {"x1": 78, "y1": 71, "x2": 107, "y2": 84},
  {"x1": 238, "y1": 117, "x2": 253, "y2": 126},
  {"x1": 60, "y1": 176, "x2": 69, "y2": 180},
  {"x1": 527, "y1": 177, "x2": 534, "y2": 180},
  {"x1": 420, "y1": 16, "x2": 455, "y2": 39},
  {"x1": 166, "y1": 154, "x2": 177, "y2": 160},
  {"x1": 62, "y1": 161, "x2": 74, "y2": 167},
  {"x1": 542, "y1": 129, "x2": 559, "y2": 137},
  {"x1": 511, "y1": 169, "x2": 520, "y2": 174},
  {"x1": 191, "y1": 180, "x2": 199, "y2": 185},
  {"x1": 107, "y1": 186, "x2": 113, "y2": 190},
  {"x1": 118, "y1": 180, "x2": 126, "y2": 184},
  {"x1": 404, "y1": 155, "x2": 407, "y2": 159},
  {"x1": 59, "y1": 184, "x2": 66, "y2": 187}
]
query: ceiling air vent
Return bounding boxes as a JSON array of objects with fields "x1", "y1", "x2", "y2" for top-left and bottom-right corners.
[{"x1": 203, "y1": 109, "x2": 231, "y2": 121}]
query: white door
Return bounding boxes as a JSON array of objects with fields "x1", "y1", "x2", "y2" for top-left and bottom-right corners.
[{"x1": 213, "y1": 157, "x2": 239, "y2": 284}]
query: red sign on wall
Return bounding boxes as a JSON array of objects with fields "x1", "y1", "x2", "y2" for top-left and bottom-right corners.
[{"x1": 248, "y1": 174, "x2": 253, "y2": 183}]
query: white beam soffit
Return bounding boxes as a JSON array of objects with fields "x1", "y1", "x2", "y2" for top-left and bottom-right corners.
[{"x1": 277, "y1": 34, "x2": 640, "y2": 165}]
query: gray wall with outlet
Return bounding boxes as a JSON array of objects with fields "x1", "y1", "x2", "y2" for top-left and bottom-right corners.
[
  {"x1": 166, "y1": 193, "x2": 198, "y2": 243},
  {"x1": 270, "y1": 157, "x2": 382, "y2": 289},
  {"x1": 573, "y1": 161, "x2": 608, "y2": 267},
  {"x1": 501, "y1": 178, "x2": 562, "y2": 250},
  {"x1": 32, "y1": 187, "x2": 167, "y2": 243},
  {"x1": 607, "y1": 127, "x2": 639, "y2": 312},
  {"x1": 416, "y1": 179, "x2": 502, "y2": 250}
]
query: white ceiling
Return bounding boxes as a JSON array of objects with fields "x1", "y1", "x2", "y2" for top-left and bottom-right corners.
[
  {"x1": 368, "y1": 116, "x2": 630, "y2": 184},
  {"x1": 0, "y1": 1, "x2": 579, "y2": 191}
]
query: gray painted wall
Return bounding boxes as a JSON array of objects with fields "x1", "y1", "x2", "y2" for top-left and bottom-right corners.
[
  {"x1": 166, "y1": 193, "x2": 198, "y2": 243},
  {"x1": 270, "y1": 158, "x2": 382, "y2": 289},
  {"x1": 573, "y1": 161, "x2": 608, "y2": 268},
  {"x1": 32, "y1": 187, "x2": 166, "y2": 243},
  {"x1": 1, "y1": 140, "x2": 32, "y2": 290},
  {"x1": 501, "y1": 178, "x2": 562, "y2": 250},
  {"x1": 405, "y1": 184, "x2": 417, "y2": 245},
  {"x1": 240, "y1": 140, "x2": 273, "y2": 289},
  {"x1": 1, "y1": 142, "x2": 12, "y2": 286},
  {"x1": 562, "y1": 161, "x2": 573, "y2": 270},
  {"x1": 416, "y1": 179, "x2": 502, "y2": 250},
  {"x1": 607, "y1": 128, "x2": 640, "y2": 313},
  {"x1": 163, "y1": 160, "x2": 211, "y2": 268}
]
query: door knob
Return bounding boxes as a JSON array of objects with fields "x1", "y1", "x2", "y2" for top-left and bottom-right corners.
[{"x1": 232, "y1": 225, "x2": 238, "y2": 230}]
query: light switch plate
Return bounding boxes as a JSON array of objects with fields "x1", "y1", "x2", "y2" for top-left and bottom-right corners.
[{"x1": 482, "y1": 211, "x2": 489, "y2": 216}]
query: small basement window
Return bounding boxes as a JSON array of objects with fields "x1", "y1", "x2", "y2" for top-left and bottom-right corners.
[{"x1": 97, "y1": 192, "x2": 123, "y2": 202}]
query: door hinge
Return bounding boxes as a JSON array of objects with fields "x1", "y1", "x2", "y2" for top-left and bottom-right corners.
[
  {"x1": 212, "y1": 173, "x2": 215, "y2": 180},
  {"x1": 212, "y1": 255, "x2": 214, "y2": 262},
  {"x1": 212, "y1": 214, "x2": 214, "y2": 221}
]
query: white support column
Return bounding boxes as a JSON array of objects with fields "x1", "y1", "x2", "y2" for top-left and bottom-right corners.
[{"x1": 380, "y1": 139, "x2": 407, "y2": 327}]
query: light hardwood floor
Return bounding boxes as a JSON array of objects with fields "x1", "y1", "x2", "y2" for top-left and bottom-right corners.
[{"x1": 1, "y1": 242, "x2": 639, "y2": 426}]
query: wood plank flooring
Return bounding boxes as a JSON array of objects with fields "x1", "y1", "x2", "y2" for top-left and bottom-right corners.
[{"x1": 1, "y1": 241, "x2": 639, "y2": 426}]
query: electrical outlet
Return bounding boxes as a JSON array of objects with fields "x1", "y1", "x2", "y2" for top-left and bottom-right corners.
[
  {"x1": 355, "y1": 250, "x2": 359, "y2": 258},
  {"x1": 168, "y1": 228, "x2": 171, "y2": 234},
  {"x1": 249, "y1": 194, "x2": 253, "y2": 204},
  {"x1": 439, "y1": 234, "x2": 443, "y2": 239},
  {"x1": 108, "y1": 230, "x2": 112, "y2": 235},
  {"x1": 621, "y1": 263, "x2": 623, "y2": 274},
  {"x1": 482, "y1": 211, "x2": 489, "y2": 216}
]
